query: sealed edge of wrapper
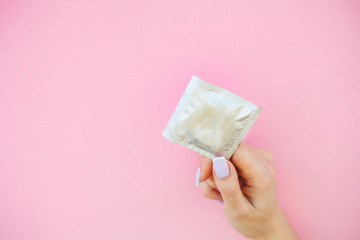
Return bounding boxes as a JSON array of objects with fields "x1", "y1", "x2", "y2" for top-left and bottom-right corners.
[{"x1": 162, "y1": 75, "x2": 262, "y2": 160}]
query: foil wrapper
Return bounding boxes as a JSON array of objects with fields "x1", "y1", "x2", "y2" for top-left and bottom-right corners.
[{"x1": 163, "y1": 75, "x2": 261, "y2": 160}]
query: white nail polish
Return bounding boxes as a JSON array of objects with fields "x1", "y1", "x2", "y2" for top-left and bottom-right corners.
[
  {"x1": 195, "y1": 167, "x2": 200, "y2": 186},
  {"x1": 213, "y1": 157, "x2": 229, "y2": 179}
]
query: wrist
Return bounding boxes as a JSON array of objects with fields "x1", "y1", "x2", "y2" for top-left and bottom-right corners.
[{"x1": 256, "y1": 204, "x2": 297, "y2": 240}]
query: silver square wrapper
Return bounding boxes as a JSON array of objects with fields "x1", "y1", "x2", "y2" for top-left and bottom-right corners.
[{"x1": 163, "y1": 75, "x2": 261, "y2": 160}]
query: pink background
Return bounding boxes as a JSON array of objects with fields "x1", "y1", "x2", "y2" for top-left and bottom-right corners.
[{"x1": 1, "y1": 1, "x2": 360, "y2": 239}]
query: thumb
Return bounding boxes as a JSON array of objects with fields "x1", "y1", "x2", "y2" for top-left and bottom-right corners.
[{"x1": 212, "y1": 157, "x2": 248, "y2": 210}]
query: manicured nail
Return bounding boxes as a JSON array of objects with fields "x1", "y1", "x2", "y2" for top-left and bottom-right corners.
[
  {"x1": 213, "y1": 157, "x2": 229, "y2": 179},
  {"x1": 195, "y1": 167, "x2": 200, "y2": 186}
]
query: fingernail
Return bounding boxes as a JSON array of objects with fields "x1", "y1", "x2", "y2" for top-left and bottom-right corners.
[
  {"x1": 215, "y1": 200, "x2": 223, "y2": 204},
  {"x1": 213, "y1": 157, "x2": 229, "y2": 179},
  {"x1": 195, "y1": 167, "x2": 200, "y2": 186}
]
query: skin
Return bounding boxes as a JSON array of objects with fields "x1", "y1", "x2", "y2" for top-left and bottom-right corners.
[{"x1": 198, "y1": 142, "x2": 298, "y2": 240}]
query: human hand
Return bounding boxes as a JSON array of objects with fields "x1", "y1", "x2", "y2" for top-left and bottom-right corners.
[{"x1": 196, "y1": 142, "x2": 297, "y2": 240}]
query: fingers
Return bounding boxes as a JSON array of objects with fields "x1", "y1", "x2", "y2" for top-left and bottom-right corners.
[
  {"x1": 198, "y1": 153, "x2": 213, "y2": 182},
  {"x1": 206, "y1": 175, "x2": 217, "y2": 189},
  {"x1": 212, "y1": 157, "x2": 250, "y2": 210},
  {"x1": 195, "y1": 165, "x2": 217, "y2": 189},
  {"x1": 256, "y1": 147, "x2": 273, "y2": 165},
  {"x1": 231, "y1": 142, "x2": 273, "y2": 187},
  {"x1": 200, "y1": 181, "x2": 223, "y2": 201}
]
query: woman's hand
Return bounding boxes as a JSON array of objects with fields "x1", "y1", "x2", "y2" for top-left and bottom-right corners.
[{"x1": 196, "y1": 142, "x2": 297, "y2": 240}]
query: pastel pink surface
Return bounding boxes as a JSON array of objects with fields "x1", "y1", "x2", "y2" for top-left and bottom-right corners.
[{"x1": 0, "y1": 1, "x2": 359, "y2": 239}]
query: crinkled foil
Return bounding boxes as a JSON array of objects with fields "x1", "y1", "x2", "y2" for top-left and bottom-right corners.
[{"x1": 163, "y1": 75, "x2": 261, "y2": 160}]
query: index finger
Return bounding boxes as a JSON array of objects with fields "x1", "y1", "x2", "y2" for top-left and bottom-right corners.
[{"x1": 231, "y1": 142, "x2": 272, "y2": 187}]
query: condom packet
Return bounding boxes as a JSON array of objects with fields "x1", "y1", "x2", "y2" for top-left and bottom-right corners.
[{"x1": 162, "y1": 75, "x2": 261, "y2": 160}]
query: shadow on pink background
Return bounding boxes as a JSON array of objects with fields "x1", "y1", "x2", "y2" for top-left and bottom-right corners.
[{"x1": 1, "y1": 1, "x2": 359, "y2": 239}]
